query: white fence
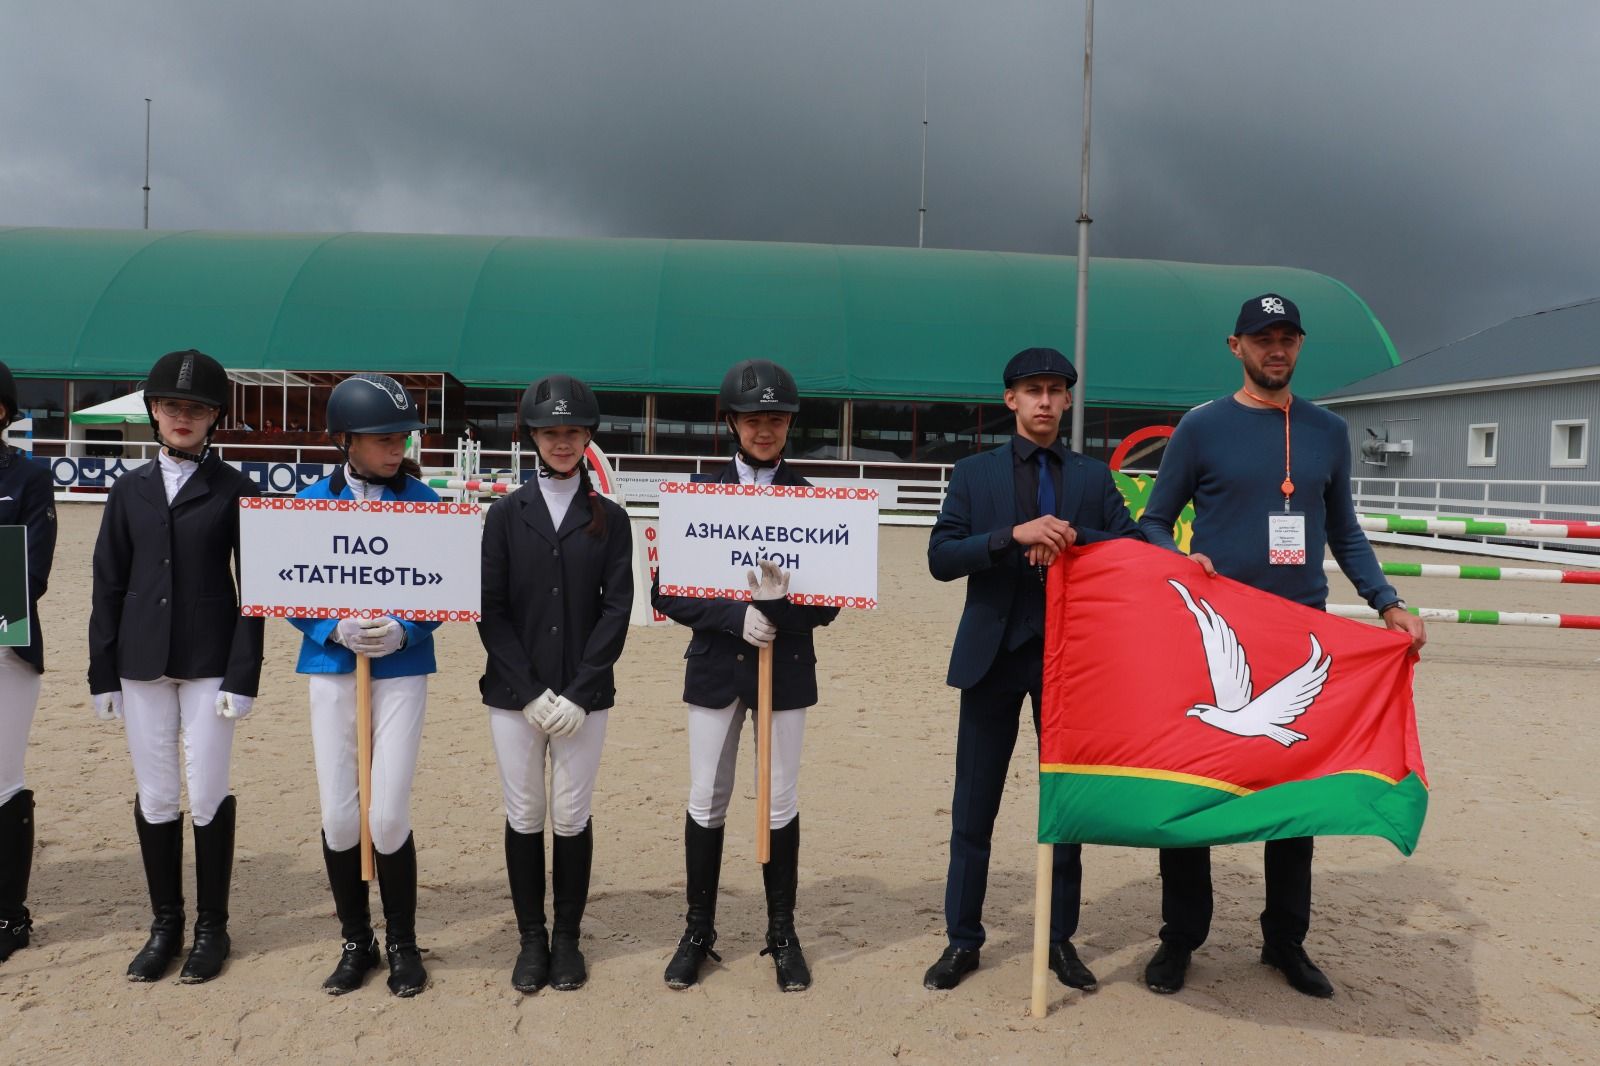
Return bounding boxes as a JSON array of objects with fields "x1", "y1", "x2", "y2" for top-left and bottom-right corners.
[{"x1": 1351, "y1": 475, "x2": 1600, "y2": 564}]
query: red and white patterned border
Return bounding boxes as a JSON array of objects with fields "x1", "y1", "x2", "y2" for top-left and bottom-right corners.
[
  {"x1": 241, "y1": 604, "x2": 479, "y2": 622},
  {"x1": 240, "y1": 498, "x2": 479, "y2": 516},
  {"x1": 656, "y1": 584, "x2": 876, "y2": 610},
  {"x1": 656, "y1": 482, "x2": 879, "y2": 501}
]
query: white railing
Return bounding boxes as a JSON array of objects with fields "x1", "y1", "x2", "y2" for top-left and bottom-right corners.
[{"x1": 1351, "y1": 475, "x2": 1600, "y2": 564}]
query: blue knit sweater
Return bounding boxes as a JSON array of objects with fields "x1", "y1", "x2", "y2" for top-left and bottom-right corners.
[{"x1": 1138, "y1": 395, "x2": 1397, "y2": 610}]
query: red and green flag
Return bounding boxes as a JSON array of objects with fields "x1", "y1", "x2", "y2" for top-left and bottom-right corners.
[{"x1": 1040, "y1": 539, "x2": 1428, "y2": 855}]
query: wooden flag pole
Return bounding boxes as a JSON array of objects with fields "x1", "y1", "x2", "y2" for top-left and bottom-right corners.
[
  {"x1": 356, "y1": 652, "x2": 375, "y2": 881},
  {"x1": 756, "y1": 643, "x2": 774, "y2": 864},
  {"x1": 1030, "y1": 843, "x2": 1053, "y2": 1017}
]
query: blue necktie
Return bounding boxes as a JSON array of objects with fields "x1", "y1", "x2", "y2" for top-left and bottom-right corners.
[{"x1": 1036, "y1": 450, "x2": 1056, "y2": 518}]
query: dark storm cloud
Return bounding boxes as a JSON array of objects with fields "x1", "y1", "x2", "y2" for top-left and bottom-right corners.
[{"x1": 4, "y1": 1, "x2": 1597, "y2": 356}]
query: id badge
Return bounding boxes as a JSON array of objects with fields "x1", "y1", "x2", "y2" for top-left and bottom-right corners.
[{"x1": 1267, "y1": 511, "x2": 1306, "y2": 565}]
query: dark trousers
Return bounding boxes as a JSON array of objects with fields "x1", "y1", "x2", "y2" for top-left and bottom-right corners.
[
  {"x1": 1157, "y1": 837, "x2": 1314, "y2": 951},
  {"x1": 943, "y1": 640, "x2": 1082, "y2": 949}
]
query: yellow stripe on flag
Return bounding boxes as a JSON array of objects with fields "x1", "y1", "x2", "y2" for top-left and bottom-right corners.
[{"x1": 1039, "y1": 764, "x2": 1407, "y2": 795}]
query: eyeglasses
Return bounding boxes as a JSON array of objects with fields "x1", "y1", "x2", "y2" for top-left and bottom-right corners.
[{"x1": 153, "y1": 399, "x2": 217, "y2": 420}]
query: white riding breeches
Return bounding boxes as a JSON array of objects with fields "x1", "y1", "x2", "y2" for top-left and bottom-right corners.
[
  {"x1": 487, "y1": 706, "x2": 608, "y2": 837},
  {"x1": 309, "y1": 673, "x2": 427, "y2": 855},
  {"x1": 686, "y1": 699, "x2": 806, "y2": 830},
  {"x1": 0, "y1": 648, "x2": 42, "y2": 807},
  {"x1": 121, "y1": 675, "x2": 231, "y2": 826}
]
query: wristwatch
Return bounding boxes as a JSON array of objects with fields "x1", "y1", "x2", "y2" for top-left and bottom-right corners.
[{"x1": 1378, "y1": 598, "x2": 1408, "y2": 615}]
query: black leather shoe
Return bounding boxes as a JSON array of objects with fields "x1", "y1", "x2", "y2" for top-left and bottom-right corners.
[
  {"x1": 760, "y1": 933, "x2": 811, "y2": 992},
  {"x1": 922, "y1": 945, "x2": 980, "y2": 990},
  {"x1": 1261, "y1": 941, "x2": 1334, "y2": 998},
  {"x1": 511, "y1": 930, "x2": 550, "y2": 994},
  {"x1": 548, "y1": 933, "x2": 587, "y2": 991},
  {"x1": 663, "y1": 930, "x2": 720, "y2": 990},
  {"x1": 1144, "y1": 943, "x2": 1191, "y2": 994},
  {"x1": 385, "y1": 939, "x2": 428, "y2": 998},
  {"x1": 322, "y1": 935, "x2": 381, "y2": 994},
  {"x1": 1048, "y1": 941, "x2": 1098, "y2": 991}
]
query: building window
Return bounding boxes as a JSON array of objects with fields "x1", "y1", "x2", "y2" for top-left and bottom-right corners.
[
  {"x1": 1467, "y1": 423, "x2": 1498, "y2": 467},
  {"x1": 1551, "y1": 420, "x2": 1589, "y2": 468}
]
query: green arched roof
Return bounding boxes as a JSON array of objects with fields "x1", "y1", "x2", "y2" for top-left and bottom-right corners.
[{"x1": 0, "y1": 227, "x2": 1398, "y2": 408}]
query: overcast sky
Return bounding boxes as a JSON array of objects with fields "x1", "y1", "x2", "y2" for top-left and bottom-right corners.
[{"x1": 4, "y1": 1, "x2": 1597, "y2": 357}]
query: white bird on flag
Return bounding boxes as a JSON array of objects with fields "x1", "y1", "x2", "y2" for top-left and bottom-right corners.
[{"x1": 1168, "y1": 579, "x2": 1331, "y2": 747}]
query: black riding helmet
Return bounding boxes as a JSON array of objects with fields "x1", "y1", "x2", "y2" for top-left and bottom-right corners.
[
  {"x1": 326, "y1": 373, "x2": 425, "y2": 435},
  {"x1": 520, "y1": 374, "x2": 599, "y2": 478},
  {"x1": 720, "y1": 358, "x2": 799, "y2": 468},
  {"x1": 718, "y1": 358, "x2": 800, "y2": 413},
  {"x1": 144, "y1": 349, "x2": 230, "y2": 461},
  {"x1": 519, "y1": 374, "x2": 600, "y2": 430}
]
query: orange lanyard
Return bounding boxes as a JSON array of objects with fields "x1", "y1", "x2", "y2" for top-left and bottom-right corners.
[{"x1": 1241, "y1": 387, "x2": 1295, "y2": 507}]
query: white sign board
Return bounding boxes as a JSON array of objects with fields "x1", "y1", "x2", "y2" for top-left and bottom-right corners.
[
  {"x1": 655, "y1": 482, "x2": 879, "y2": 608},
  {"x1": 629, "y1": 518, "x2": 671, "y2": 626},
  {"x1": 239, "y1": 498, "x2": 482, "y2": 621}
]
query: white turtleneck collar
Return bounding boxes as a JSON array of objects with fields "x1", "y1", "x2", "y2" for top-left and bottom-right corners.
[
  {"x1": 734, "y1": 454, "x2": 778, "y2": 486},
  {"x1": 539, "y1": 470, "x2": 582, "y2": 527},
  {"x1": 344, "y1": 464, "x2": 387, "y2": 502},
  {"x1": 158, "y1": 450, "x2": 199, "y2": 503}
]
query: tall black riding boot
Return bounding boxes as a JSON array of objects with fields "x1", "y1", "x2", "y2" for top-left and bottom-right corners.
[
  {"x1": 320, "y1": 832, "x2": 379, "y2": 994},
  {"x1": 549, "y1": 820, "x2": 593, "y2": 991},
  {"x1": 180, "y1": 796, "x2": 235, "y2": 983},
  {"x1": 128, "y1": 798, "x2": 185, "y2": 982},
  {"x1": 759, "y1": 815, "x2": 811, "y2": 992},
  {"x1": 0, "y1": 790, "x2": 34, "y2": 963},
  {"x1": 375, "y1": 833, "x2": 427, "y2": 997},
  {"x1": 663, "y1": 812, "x2": 724, "y2": 990},
  {"x1": 505, "y1": 822, "x2": 549, "y2": 993}
]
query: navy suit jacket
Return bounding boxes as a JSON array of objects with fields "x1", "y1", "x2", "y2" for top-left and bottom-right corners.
[{"x1": 928, "y1": 442, "x2": 1140, "y2": 690}]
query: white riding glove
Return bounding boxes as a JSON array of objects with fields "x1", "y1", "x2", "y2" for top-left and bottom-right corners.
[
  {"x1": 541, "y1": 695, "x2": 587, "y2": 738},
  {"x1": 742, "y1": 605, "x2": 777, "y2": 648},
  {"x1": 215, "y1": 692, "x2": 255, "y2": 719},
  {"x1": 747, "y1": 558, "x2": 792, "y2": 600},
  {"x1": 332, "y1": 618, "x2": 368, "y2": 647},
  {"x1": 522, "y1": 689, "x2": 558, "y2": 729},
  {"x1": 94, "y1": 691, "x2": 124, "y2": 721},
  {"x1": 350, "y1": 617, "x2": 406, "y2": 658}
]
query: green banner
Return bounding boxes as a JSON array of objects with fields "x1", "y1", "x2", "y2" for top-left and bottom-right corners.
[{"x1": 0, "y1": 526, "x2": 30, "y2": 648}]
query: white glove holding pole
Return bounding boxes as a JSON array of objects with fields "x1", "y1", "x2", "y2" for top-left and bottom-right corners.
[
  {"x1": 332, "y1": 617, "x2": 368, "y2": 647},
  {"x1": 747, "y1": 558, "x2": 791, "y2": 601},
  {"x1": 742, "y1": 605, "x2": 777, "y2": 648},
  {"x1": 350, "y1": 617, "x2": 405, "y2": 658},
  {"x1": 523, "y1": 689, "x2": 558, "y2": 729},
  {"x1": 94, "y1": 691, "x2": 124, "y2": 721},
  {"x1": 541, "y1": 695, "x2": 587, "y2": 738},
  {"x1": 215, "y1": 692, "x2": 255, "y2": 719}
]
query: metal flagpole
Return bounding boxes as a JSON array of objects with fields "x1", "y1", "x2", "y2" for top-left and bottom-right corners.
[
  {"x1": 142, "y1": 98, "x2": 152, "y2": 230},
  {"x1": 918, "y1": 53, "x2": 929, "y2": 248},
  {"x1": 1069, "y1": 1, "x2": 1094, "y2": 453}
]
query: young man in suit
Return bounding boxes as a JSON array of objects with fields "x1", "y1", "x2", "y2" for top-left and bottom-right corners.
[{"x1": 923, "y1": 347, "x2": 1141, "y2": 992}]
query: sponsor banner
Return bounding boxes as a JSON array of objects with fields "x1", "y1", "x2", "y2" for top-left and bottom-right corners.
[
  {"x1": 655, "y1": 482, "x2": 879, "y2": 608},
  {"x1": 0, "y1": 526, "x2": 30, "y2": 647},
  {"x1": 239, "y1": 498, "x2": 482, "y2": 621},
  {"x1": 49, "y1": 455, "x2": 339, "y2": 495},
  {"x1": 629, "y1": 519, "x2": 671, "y2": 626}
]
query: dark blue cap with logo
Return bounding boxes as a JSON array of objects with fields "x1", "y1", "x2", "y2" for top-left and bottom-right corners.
[
  {"x1": 1234, "y1": 293, "x2": 1305, "y2": 337},
  {"x1": 1002, "y1": 347, "x2": 1078, "y2": 388}
]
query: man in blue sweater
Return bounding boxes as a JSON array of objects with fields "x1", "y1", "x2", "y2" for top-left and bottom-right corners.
[{"x1": 1137, "y1": 293, "x2": 1425, "y2": 999}]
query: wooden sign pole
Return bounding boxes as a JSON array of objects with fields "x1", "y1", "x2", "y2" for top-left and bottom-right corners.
[
  {"x1": 756, "y1": 643, "x2": 774, "y2": 864},
  {"x1": 356, "y1": 652, "x2": 375, "y2": 881},
  {"x1": 1030, "y1": 843, "x2": 1054, "y2": 1017}
]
